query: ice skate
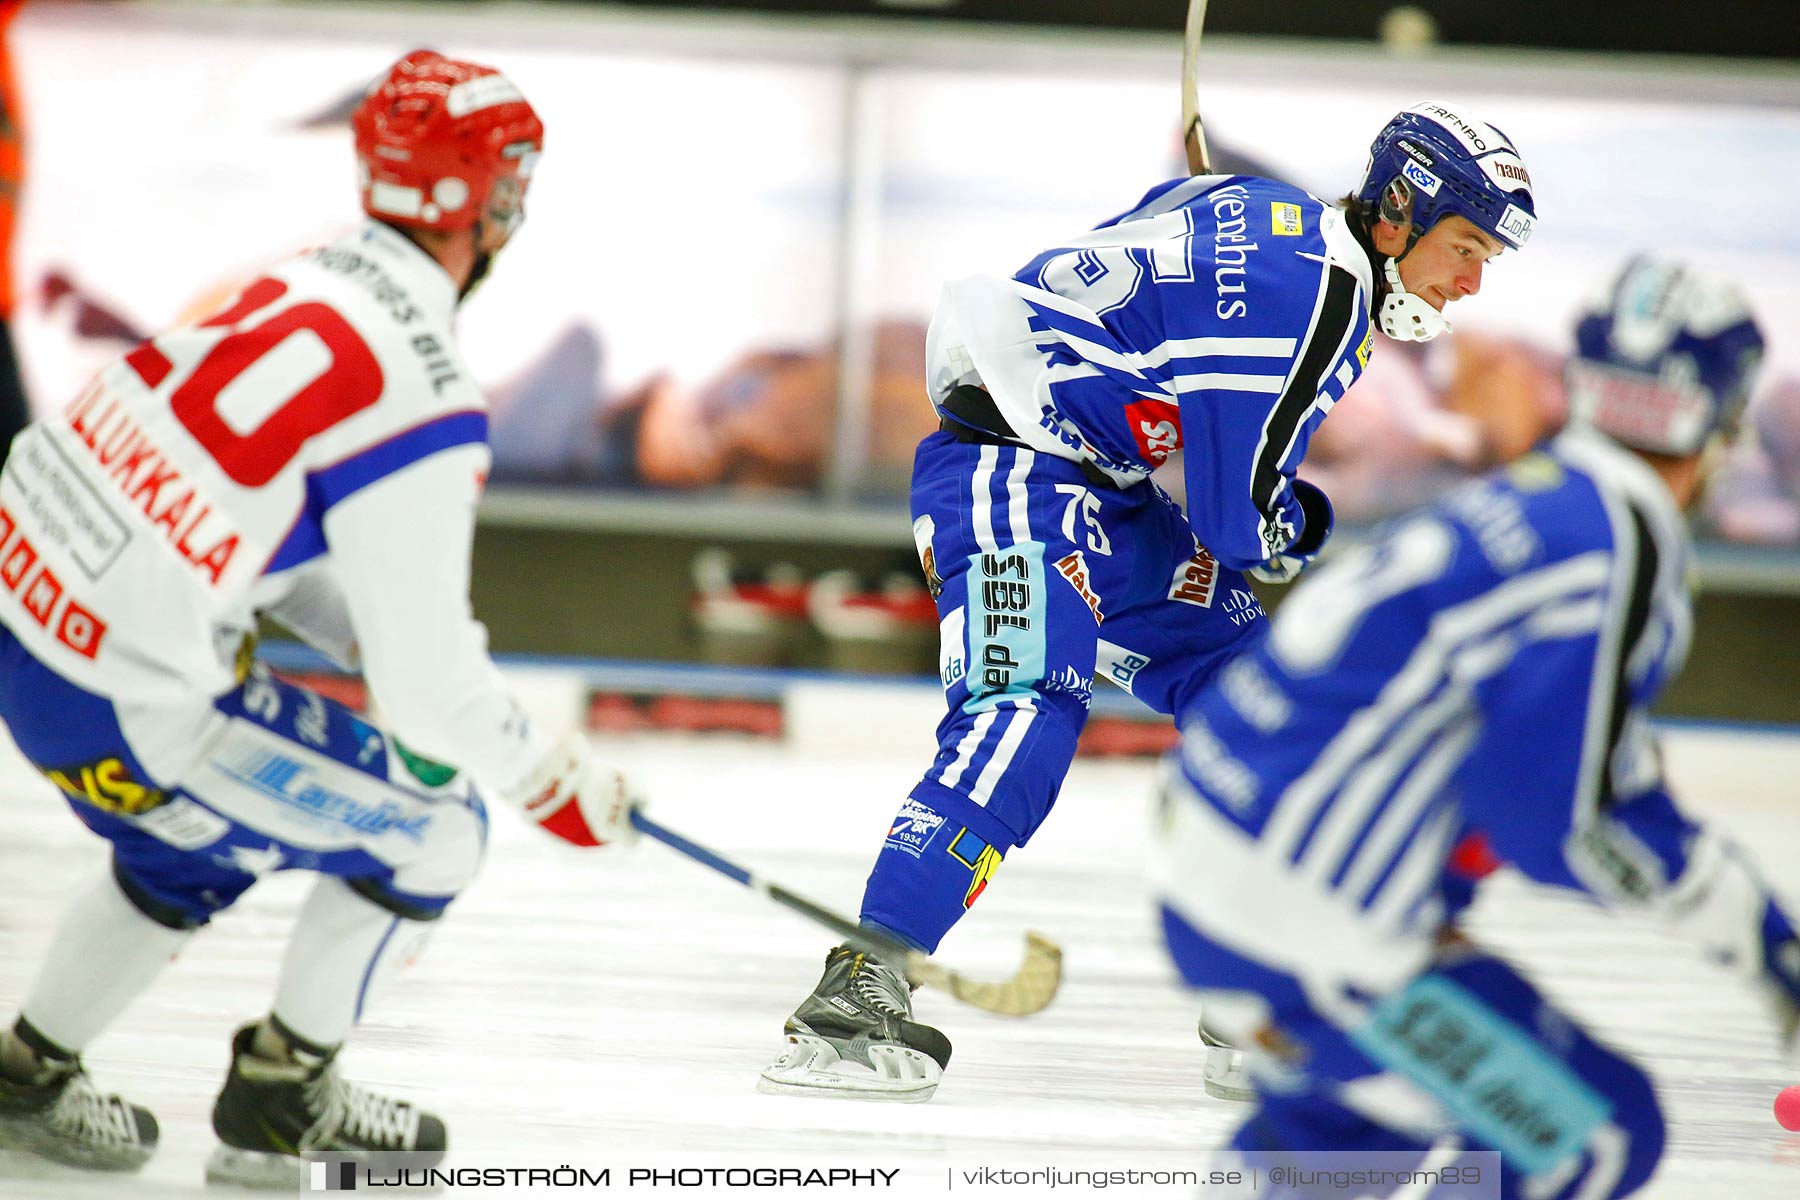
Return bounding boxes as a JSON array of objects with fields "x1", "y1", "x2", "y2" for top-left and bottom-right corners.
[
  {"x1": 1199, "y1": 1014, "x2": 1254, "y2": 1102},
  {"x1": 205, "y1": 1023, "x2": 446, "y2": 1189},
  {"x1": 758, "y1": 945, "x2": 952, "y2": 1103},
  {"x1": 0, "y1": 1055, "x2": 158, "y2": 1172}
]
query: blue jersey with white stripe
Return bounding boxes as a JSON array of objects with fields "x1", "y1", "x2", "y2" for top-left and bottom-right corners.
[
  {"x1": 929, "y1": 175, "x2": 1374, "y2": 572},
  {"x1": 1167, "y1": 427, "x2": 1704, "y2": 950}
]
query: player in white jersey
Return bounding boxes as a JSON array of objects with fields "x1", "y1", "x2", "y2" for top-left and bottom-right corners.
[
  {"x1": 0, "y1": 51, "x2": 641, "y2": 1184},
  {"x1": 1156, "y1": 259, "x2": 1791, "y2": 1198}
]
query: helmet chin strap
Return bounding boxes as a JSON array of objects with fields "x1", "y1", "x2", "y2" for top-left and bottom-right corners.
[
  {"x1": 1378, "y1": 255, "x2": 1451, "y2": 342},
  {"x1": 459, "y1": 211, "x2": 516, "y2": 301}
]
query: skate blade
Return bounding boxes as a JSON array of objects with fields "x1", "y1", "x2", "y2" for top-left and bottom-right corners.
[
  {"x1": 1201, "y1": 1045, "x2": 1255, "y2": 1103},
  {"x1": 205, "y1": 1145, "x2": 306, "y2": 1190},
  {"x1": 756, "y1": 1036, "x2": 940, "y2": 1103},
  {"x1": 1201, "y1": 1077, "x2": 1257, "y2": 1102},
  {"x1": 206, "y1": 1146, "x2": 447, "y2": 1192},
  {"x1": 0, "y1": 1115, "x2": 154, "y2": 1173}
]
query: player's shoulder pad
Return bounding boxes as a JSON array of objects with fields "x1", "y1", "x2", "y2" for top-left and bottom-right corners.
[
  {"x1": 1230, "y1": 175, "x2": 1328, "y2": 208},
  {"x1": 1433, "y1": 451, "x2": 1600, "y2": 581},
  {"x1": 292, "y1": 229, "x2": 481, "y2": 413}
]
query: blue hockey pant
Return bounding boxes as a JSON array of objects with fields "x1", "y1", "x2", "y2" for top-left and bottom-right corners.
[
  {"x1": 0, "y1": 621, "x2": 487, "y2": 930},
  {"x1": 862, "y1": 432, "x2": 1265, "y2": 952},
  {"x1": 1161, "y1": 906, "x2": 1664, "y2": 1200}
]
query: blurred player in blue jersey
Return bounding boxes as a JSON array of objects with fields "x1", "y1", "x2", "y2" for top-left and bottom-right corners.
[
  {"x1": 1155, "y1": 257, "x2": 1790, "y2": 1198},
  {"x1": 759, "y1": 102, "x2": 1539, "y2": 1102}
]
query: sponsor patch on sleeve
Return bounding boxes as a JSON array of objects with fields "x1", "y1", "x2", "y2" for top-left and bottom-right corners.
[
  {"x1": 885, "y1": 797, "x2": 948, "y2": 858},
  {"x1": 1124, "y1": 399, "x2": 1182, "y2": 467},
  {"x1": 1270, "y1": 202, "x2": 1304, "y2": 236}
]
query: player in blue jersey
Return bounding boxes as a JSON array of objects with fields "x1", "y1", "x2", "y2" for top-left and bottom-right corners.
[
  {"x1": 759, "y1": 102, "x2": 1539, "y2": 1102},
  {"x1": 1155, "y1": 257, "x2": 1791, "y2": 1199}
]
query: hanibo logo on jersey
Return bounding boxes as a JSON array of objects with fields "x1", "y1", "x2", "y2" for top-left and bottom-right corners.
[
  {"x1": 1168, "y1": 544, "x2": 1220, "y2": 609},
  {"x1": 1053, "y1": 551, "x2": 1104, "y2": 624}
]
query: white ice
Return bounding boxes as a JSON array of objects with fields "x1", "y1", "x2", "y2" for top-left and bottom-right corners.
[{"x1": 2, "y1": 714, "x2": 1798, "y2": 1198}]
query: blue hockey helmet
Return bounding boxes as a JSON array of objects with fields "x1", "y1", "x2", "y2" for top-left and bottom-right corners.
[
  {"x1": 1356, "y1": 102, "x2": 1537, "y2": 252},
  {"x1": 1567, "y1": 258, "x2": 1765, "y2": 457}
]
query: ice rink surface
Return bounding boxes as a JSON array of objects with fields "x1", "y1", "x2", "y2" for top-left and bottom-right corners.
[{"x1": 2, "y1": 715, "x2": 1798, "y2": 1198}]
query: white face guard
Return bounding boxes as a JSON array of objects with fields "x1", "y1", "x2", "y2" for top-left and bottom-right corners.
[{"x1": 1378, "y1": 255, "x2": 1452, "y2": 342}]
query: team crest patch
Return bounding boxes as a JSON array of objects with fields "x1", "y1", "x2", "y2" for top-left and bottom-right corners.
[
  {"x1": 947, "y1": 828, "x2": 1003, "y2": 908},
  {"x1": 1053, "y1": 551, "x2": 1104, "y2": 625},
  {"x1": 1168, "y1": 544, "x2": 1220, "y2": 608},
  {"x1": 886, "y1": 797, "x2": 948, "y2": 859},
  {"x1": 1270, "y1": 202, "x2": 1304, "y2": 236}
]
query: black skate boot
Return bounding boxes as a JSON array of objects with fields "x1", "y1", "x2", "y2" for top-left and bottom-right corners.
[
  {"x1": 757, "y1": 944, "x2": 952, "y2": 1102},
  {"x1": 0, "y1": 1037, "x2": 158, "y2": 1172},
  {"x1": 205, "y1": 1022, "x2": 446, "y2": 1189}
]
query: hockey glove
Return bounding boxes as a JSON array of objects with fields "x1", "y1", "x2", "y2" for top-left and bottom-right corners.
[
  {"x1": 1248, "y1": 479, "x2": 1334, "y2": 585},
  {"x1": 507, "y1": 731, "x2": 643, "y2": 848},
  {"x1": 1755, "y1": 905, "x2": 1800, "y2": 1055},
  {"x1": 1660, "y1": 833, "x2": 1800, "y2": 1055}
]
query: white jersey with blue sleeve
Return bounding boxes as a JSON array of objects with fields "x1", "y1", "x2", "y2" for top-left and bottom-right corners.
[
  {"x1": 0, "y1": 221, "x2": 551, "y2": 796},
  {"x1": 926, "y1": 174, "x2": 1375, "y2": 571},
  {"x1": 1153, "y1": 425, "x2": 1703, "y2": 1002}
]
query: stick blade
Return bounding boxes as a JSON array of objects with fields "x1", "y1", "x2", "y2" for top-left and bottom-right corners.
[{"x1": 911, "y1": 931, "x2": 1063, "y2": 1017}]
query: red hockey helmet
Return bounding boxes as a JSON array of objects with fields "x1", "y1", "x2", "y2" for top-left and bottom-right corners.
[{"x1": 351, "y1": 50, "x2": 544, "y2": 234}]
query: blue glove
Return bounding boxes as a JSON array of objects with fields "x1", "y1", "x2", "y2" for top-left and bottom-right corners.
[
  {"x1": 1662, "y1": 833, "x2": 1800, "y2": 1056},
  {"x1": 1248, "y1": 479, "x2": 1334, "y2": 584},
  {"x1": 1754, "y1": 901, "x2": 1800, "y2": 1053}
]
